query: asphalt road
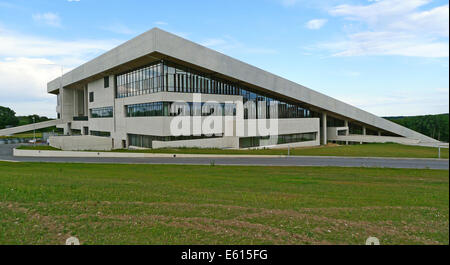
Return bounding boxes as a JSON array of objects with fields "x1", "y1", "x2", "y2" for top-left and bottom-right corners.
[{"x1": 0, "y1": 144, "x2": 448, "y2": 169}]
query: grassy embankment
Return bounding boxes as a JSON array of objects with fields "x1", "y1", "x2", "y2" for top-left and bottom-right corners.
[
  {"x1": 17, "y1": 143, "x2": 449, "y2": 159},
  {"x1": 0, "y1": 162, "x2": 448, "y2": 245}
]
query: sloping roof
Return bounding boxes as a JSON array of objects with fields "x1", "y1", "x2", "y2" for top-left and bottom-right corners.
[{"x1": 47, "y1": 28, "x2": 438, "y2": 143}]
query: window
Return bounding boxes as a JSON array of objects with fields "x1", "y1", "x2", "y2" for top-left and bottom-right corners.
[
  {"x1": 114, "y1": 60, "x2": 320, "y2": 120},
  {"x1": 90, "y1": 106, "x2": 113, "y2": 118},
  {"x1": 128, "y1": 134, "x2": 221, "y2": 149},
  {"x1": 91, "y1": 130, "x2": 111, "y2": 137},
  {"x1": 239, "y1": 132, "x2": 317, "y2": 148},
  {"x1": 327, "y1": 116, "x2": 345, "y2": 127},
  {"x1": 104, "y1": 76, "x2": 110, "y2": 88},
  {"x1": 349, "y1": 123, "x2": 363, "y2": 135},
  {"x1": 125, "y1": 102, "x2": 236, "y2": 117},
  {"x1": 89, "y1": 92, "x2": 94, "y2": 103}
]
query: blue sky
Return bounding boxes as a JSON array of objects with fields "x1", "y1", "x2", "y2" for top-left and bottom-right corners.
[{"x1": 0, "y1": 0, "x2": 448, "y2": 118}]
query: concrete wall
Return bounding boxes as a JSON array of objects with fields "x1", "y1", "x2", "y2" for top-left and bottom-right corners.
[
  {"x1": 152, "y1": 137, "x2": 239, "y2": 149},
  {"x1": 61, "y1": 87, "x2": 75, "y2": 122},
  {"x1": 49, "y1": 135, "x2": 112, "y2": 151},
  {"x1": 13, "y1": 149, "x2": 289, "y2": 158},
  {"x1": 328, "y1": 134, "x2": 421, "y2": 145},
  {"x1": 249, "y1": 140, "x2": 319, "y2": 149},
  {"x1": 88, "y1": 76, "x2": 115, "y2": 109},
  {"x1": 326, "y1": 126, "x2": 426, "y2": 145}
]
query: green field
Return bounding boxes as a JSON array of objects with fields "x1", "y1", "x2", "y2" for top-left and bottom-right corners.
[
  {"x1": 0, "y1": 162, "x2": 448, "y2": 245},
  {"x1": 18, "y1": 143, "x2": 450, "y2": 159}
]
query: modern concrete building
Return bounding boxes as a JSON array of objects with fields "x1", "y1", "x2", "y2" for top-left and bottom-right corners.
[{"x1": 1, "y1": 28, "x2": 440, "y2": 150}]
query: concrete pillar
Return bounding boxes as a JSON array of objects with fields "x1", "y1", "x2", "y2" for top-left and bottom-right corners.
[
  {"x1": 361, "y1": 126, "x2": 366, "y2": 144},
  {"x1": 322, "y1": 113, "x2": 327, "y2": 145},
  {"x1": 84, "y1": 86, "x2": 88, "y2": 116},
  {"x1": 344, "y1": 120, "x2": 349, "y2": 145},
  {"x1": 73, "y1": 89, "x2": 77, "y2": 118},
  {"x1": 378, "y1": 131, "x2": 382, "y2": 136}
]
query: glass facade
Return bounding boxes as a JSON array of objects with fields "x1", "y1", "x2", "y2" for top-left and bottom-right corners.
[
  {"x1": 116, "y1": 60, "x2": 319, "y2": 119},
  {"x1": 239, "y1": 132, "x2": 317, "y2": 148},
  {"x1": 116, "y1": 63, "x2": 164, "y2": 98},
  {"x1": 327, "y1": 116, "x2": 345, "y2": 127},
  {"x1": 349, "y1": 123, "x2": 363, "y2": 135},
  {"x1": 90, "y1": 106, "x2": 113, "y2": 118},
  {"x1": 70, "y1": 129, "x2": 82, "y2": 135},
  {"x1": 366, "y1": 128, "x2": 379, "y2": 136},
  {"x1": 128, "y1": 134, "x2": 221, "y2": 149},
  {"x1": 126, "y1": 102, "x2": 237, "y2": 117}
]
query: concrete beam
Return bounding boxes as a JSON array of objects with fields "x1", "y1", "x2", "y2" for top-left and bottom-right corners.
[{"x1": 0, "y1": 120, "x2": 63, "y2": 136}]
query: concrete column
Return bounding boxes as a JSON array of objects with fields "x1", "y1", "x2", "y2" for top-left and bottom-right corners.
[
  {"x1": 322, "y1": 113, "x2": 327, "y2": 145},
  {"x1": 84, "y1": 86, "x2": 88, "y2": 116},
  {"x1": 361, "y1": 126, "x2": 366, "y2": 144},
  {"x1": 344, "y1": 120, "x2": 349, "y2": 145},
  {"x1": 73, "y1": 89, "x2": 77, "y2": 119},
  {"x1": 378, "y1": 131, "x2": 382, "y2": 136}
]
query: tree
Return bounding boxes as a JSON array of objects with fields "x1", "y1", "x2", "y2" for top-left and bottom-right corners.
[
  {"x1": 0, "y1": 106, "x2": 19, "y2": 129},
  {"x1": 385, "y1": 114, "x2": 449, "y2": 143},
  {"x1": 18, "y1": 114, "x2": 50, "y2": 125}
]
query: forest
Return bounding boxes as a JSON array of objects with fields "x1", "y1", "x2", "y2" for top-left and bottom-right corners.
[{"x1": 385, "y1": 114, "x2": 449, "y2": 143}]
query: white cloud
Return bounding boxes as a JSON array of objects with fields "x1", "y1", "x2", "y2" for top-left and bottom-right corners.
[
  {"x1": 0, "y1": 27, "x2": 122, "y2": 117},
  {"x1": 330, "y1": 0, "x2": 431, "y2": 25},
  {"x1": 391, "y1": 4, "x2": 449, "y2": 37},
  {"x1": 336, "y1": 87, "x2": 449, "y2": 116},
  {"x1": 0, "y1": 57, "x2": 61, "y2": 117},
  {"x1": 315, "y1": 0, "x2": 449, "y2": 58},
  {"x1": 318, "y1": 31, "x2": 449, "y2": 58},
  {"x1": 32, "y1": 12, "x2": 61, "y2": 28},
  {"x1": 0, "y1": 27, "x2": 121, "y2": 64},
  {"x1": 306, "y1": 19, "x2": 328, "y2": 30},
  {"x1": 0, "y1": 57, "x2": 60, "y2": 100}
]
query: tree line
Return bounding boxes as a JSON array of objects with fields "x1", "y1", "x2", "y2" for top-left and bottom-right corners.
[
  {"x1": 385, "y1": 114, "x2": 449, "y2": 143},
  {"x1": 0, "y1": 106, "x2": 54, "y2": 132}
]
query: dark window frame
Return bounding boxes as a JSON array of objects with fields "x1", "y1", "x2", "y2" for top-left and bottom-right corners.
[{"x1": 104, "y1": 76, "x2": 110, "y2": 88}]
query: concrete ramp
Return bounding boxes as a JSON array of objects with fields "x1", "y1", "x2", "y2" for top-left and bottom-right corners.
[{"x1": 0, "y1": 120, "x2": 63, "y2": 136}]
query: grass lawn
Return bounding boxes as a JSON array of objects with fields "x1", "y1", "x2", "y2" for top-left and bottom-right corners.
[
  {"x1": 0, "y1": 162, "x2": 448, "y2": 245},
  {"x1": 17, "y1": 145, "x2": 58, "y2": 151},
  {"x1": 17, "y1": 143, "x2": 449, "y2": 159}
]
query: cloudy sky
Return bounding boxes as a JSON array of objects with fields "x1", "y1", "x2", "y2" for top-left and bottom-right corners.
[{"x1": 0, "y1": 0, "x2": 448, "y2": 118}]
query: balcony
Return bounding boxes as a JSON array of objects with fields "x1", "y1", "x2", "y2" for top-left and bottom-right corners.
[{"x1": 73, "y1": 116, "x2": 89, "y2": 121}]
